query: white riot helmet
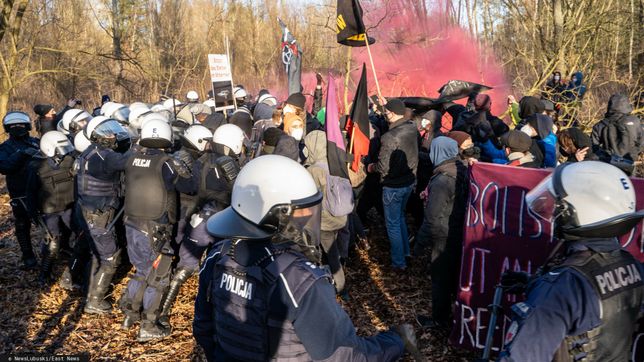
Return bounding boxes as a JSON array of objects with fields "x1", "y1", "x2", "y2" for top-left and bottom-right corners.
[
  {"x1": 186, "y1": 90, "x2": 199, "y2": 103},
  {"x1": 3, "y1": 111, "x2": 31, "y2": 136},
  {"x1": 233, "y1": 86, "x2": 248, "y2": 104},
  {"x1": 206, "y1": 154, "x2": 323, "y2": 248},
  {"x1": 182, "y1": 124, "x2": 212, "y2": 152},
  {"x1": 40, "y1": 131, "x2": 75, "y2": 157},
  {"x1": 162, "y1": 98, "x2": 183, "y2": 112},
  {"x1": 140, "y1": 112, "x2": 169, "y2": 129},
  {"x1": 61, "y1": 109, "x2": 92, "y2": 134},
  {"x1": 57, "y1": 120, "x2": 69, "y2": 135},
  {"x1": 73, "y1": 131, "x2": 92, "y2": 153},
  {"x1": 129, "y1": 106, "x2": 152, "y2": 130},
  {"x1": 526, "y1": 161, "x2": 642, "y2": 238},
  {"x1": 84, "y1": 116, "x2": 130, "y2": 150},
  {"x1": 203, "y1": 99, "x2": 217, "y2": 109},
  {"x1": 212, "y1": 123, "x2": 245, "y2": 156},
  {"x1": 139, "y1": 118, "x2": 173, "y2": 149}
]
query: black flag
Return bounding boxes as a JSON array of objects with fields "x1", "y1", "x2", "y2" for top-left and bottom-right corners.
[{"x1": 336, "y1": 0, "x2": 375, "y2": 47}]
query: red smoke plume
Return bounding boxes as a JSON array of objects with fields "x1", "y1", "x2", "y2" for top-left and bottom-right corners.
[{"x1": 351, "y1": 0, "x2": 510, "y2": 116}]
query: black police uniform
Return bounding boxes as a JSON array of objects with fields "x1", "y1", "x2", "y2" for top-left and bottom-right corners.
[
  {"x1": 119, "y1": 148, "x2": 192, "y2": 339},
  {"x1": 26, "y1": 153, "x2": 75, "y2": 282},
  {"x1": 194, "y1": 239, "x2": 405, "y2": 361},
  {"x1": 75, "y1": 143, "x2": 130, "y2": 313},
  {"x1": 0, "y1": 135, "x2": 40, "y2": 266},
  {"x1": 500, "y1": 238, "x2": 644, "y2": 361}
]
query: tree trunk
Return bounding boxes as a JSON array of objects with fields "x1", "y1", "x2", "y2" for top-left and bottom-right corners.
[{"x1": 552, "y1": 0, "x2": 565, "y2": 72}]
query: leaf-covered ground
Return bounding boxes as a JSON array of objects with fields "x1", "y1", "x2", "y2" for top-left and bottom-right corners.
[{"x1": 0, "y1": 181, "x2": 475, "y2": 361}]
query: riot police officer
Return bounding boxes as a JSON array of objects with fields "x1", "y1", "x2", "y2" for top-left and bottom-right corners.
[
  {"x1": 0, "y1": 111, "x2": 40, "y2": 269},
  {"x1": 194, "y1": 155, "x2": 415, "y2": 361},
  {"x1": 76, "y1": 116, "x2": 131, "y2": 314},
  {"x1": 119, "y1": 117, "x2": 192, "y2": 342},
  {"x1": 58, "y1": 108, "x2": 92, "y2": 139},
  {"x1": 157, "y1": 124, "x2": 214, "y2": 326},
  {"x1": 26, "y1": 131, "x2": 76, "y2": 284},
  {"x1": 499, "y1": 161, "x2": 644, "y2": 361}
]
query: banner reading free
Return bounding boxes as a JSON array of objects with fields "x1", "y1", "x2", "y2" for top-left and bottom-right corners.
[{"x1": 449, "y1": 162, "x2": 644, "y2": 353}]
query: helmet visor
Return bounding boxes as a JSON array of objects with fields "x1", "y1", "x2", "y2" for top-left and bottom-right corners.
[
  {"x1": 55, "y1": 143, "x2": 75, "y2": 156},
  {"x1": 94, "y1": 119, "x2": 129, "y2": 140},
  {"x1": 525, "y1": 176, "x2": 557, "y2": 221}
]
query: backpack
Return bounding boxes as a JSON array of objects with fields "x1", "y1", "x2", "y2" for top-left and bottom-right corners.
[{"x1": 313, "y1": 162, "x2": 354, "y2": 217}]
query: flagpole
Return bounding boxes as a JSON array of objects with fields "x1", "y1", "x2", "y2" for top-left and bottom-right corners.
[
  {"x1": 363, "y1": 34, "x2": 382, "y2": 101},
  {"x1": 344, "y1": 47, "x2": 352, "y2": 114}
]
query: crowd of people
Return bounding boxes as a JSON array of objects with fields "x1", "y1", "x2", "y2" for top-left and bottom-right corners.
[{"x1": 0, "y1": 70, "x2": 642, "y2": 361}]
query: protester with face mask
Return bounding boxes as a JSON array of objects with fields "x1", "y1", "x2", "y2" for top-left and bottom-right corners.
[
  {"x1": 283, "y1": 92, "x2": 321, "y2": 134},
  {"x1": 0, "y1": 111, "x2": 41, "y2": 269},
  {"x1": 544, "y1": 71, "x2": 565, "y2": 102},
  {"x1": 520, "y1": 113, "x2": 557, "y2": 168},
  {"x1": 447, "y1": 130, "x2": 480, "y2": 164},
  {"x1": 274, "y1": 113, "x2": 305, "y2": 162}
]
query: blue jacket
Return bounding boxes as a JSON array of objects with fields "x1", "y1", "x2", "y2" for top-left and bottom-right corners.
[
  {"x1": 478, "y1": 139, "x2": 508, "y2": 164},
  {"x1": 538, "y1": 132, "x2": 557, "y2": 168}
]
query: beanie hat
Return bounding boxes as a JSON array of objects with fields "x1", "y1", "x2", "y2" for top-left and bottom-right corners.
[
  {"x1": 101, "y1": 95, "x2": 111, "y2": 104},
  {"x1": 447, "y1": 131, "x2": 471, "y2": 147},
  {"x1": 33, "y1": 104, "x2": 54, "y2": 117},
  {"x1": 501, "y1": 130, "x2": 532, "y2": 153},
  {"x1": 474, "y1": 94, "x2": 491, "y2": 111},
  {"x1": 286, "y1": 93, "x2": 306, "y2": 109},
  {"x1": 283, "y1": 113, "x2": 304, "y2": 134},
  {"x1": 384, "y1": 99, "x2": 406, "y2": 115}
]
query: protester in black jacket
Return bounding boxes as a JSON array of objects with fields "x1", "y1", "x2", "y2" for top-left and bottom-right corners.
[
  {"x1": 413, "y1": 136, "x2": 469, "y2": 328},
  {"x1": 591, "y1": 93, "x2": 642, "y2": 163},
  {"x1": 367, "y1": 99, "x2": 419, "y2": 271}
]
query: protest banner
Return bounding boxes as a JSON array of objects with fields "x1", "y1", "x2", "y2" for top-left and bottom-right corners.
[
  {"x1": 450, "y1": 162, "x2": 644, "y2": 354},
  {"x1": 208, "y1": 54, "x2": 234, "y2": 112}
]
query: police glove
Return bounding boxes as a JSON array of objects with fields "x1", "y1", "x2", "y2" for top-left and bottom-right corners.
[
  {"x1": 500, "y1": 271, "x2": 530, "y2": 294},
  {"x1": 170, "y1": 154, "x2": 192, "y2": 179},
  {"x1": 394, "y1": 324, "x2": 424, "y2": 361}
]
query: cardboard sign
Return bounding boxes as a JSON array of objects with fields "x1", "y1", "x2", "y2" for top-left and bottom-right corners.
[{"x1": 208, "y1": 54, "x2": 234, "y2": 111}]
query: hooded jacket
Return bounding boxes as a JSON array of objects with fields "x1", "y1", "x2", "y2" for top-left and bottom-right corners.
[
  {"x1": 564, "y1": 71, "x2": 587, "y2": 101},
  {"x1": 527, "y1": 114, "x2": 557, "y2": 167},
  {"x1": 559, "y1": 127, "x2": 597, "y2": 162},
  {"x1": 304, "y1": 131, "x2": 347, "y2": 231},
  {"x1": 415, "y1": 137, "x2": 469, "y2": 254},
  {"x1": 591, "y1": 94, "x2": 642, "y2": 161}
]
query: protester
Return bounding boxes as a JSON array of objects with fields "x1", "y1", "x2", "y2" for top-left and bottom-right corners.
[
  {"x1": 557, "y1": 127, "x2": 596, "y2": 162},
  {"x1": 500, "y1": 130, "x2": 540, "y2": 168},
  {"x1": 591, "y1": 93, "x2": 642, "y2": 165},
  {"x1": 447, "y1": 130, "x2": 480, "y2": 163},
  {"x1": 543, "y1": 71, "x2": 565, "y2": 102},
  {"x1": 414, "y1": 137, "x2": 469, "y2": 328},
  {"x1": 563, "y1": 71, "x2": 587, "y2": 102},
  {"x1": 367, "y1": 99, "x2": 418, "y2": 271},
  {"x1": 303, "y1": 130, "x2": 347, "y2": 293}
]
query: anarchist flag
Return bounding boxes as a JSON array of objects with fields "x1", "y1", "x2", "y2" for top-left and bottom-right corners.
[
  {"x1": 336, "y1": 0, "x2": 375, "y2": 47},
  {"x1": 279, "y1": 18, "x2": 302, "y2": 96},
  {"x1": 324, "y1": 75, "x2": 350, "y2": 179},
  {"x1": 345, "y1": 64, "x2": 370, "y2": 172}
]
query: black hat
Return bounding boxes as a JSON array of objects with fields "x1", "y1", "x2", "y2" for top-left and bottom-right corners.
[
  {"x1": 385, "y1": 99, "x2": 406, "y2": 115},
  {"x1": 501, "y1": 130, "x2": 532, "y2": 153},
  {"x1": 33, "y1": 104, "x2": 54, "y2": 117},
  {"x1": 286, "y1": 92, "x2": 306, "y2": 109},
  {"x1": 101, "y1": 94, "x2": 111, "y2": 104}
]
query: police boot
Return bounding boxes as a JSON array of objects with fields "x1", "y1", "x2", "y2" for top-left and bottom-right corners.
[
  {"x1": 16, "y1": 219, "x2": 37, "y2": 270},
  {"x1": 39, "y1": 237, "x2": 61, "y2": 285},
  {"x1": 137, "y1": 320, "x2": 171, "y2": 342},
  {"x1": 158, "y1": 268, "x2": 193, "y2": 329},
  {"x1": 84, "y1": 258, "x2": 117, "y2": 314},
  {"x1": 119, "y1": 291, "x2": 142, "y2": 330}
]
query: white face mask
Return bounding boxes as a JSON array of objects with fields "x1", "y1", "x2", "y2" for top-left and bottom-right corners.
[
  {"x1": 520, "y1": 124, "x2": 537, "y2": 137},
  {"x1": 283, "y1": 105, "x2": 296, "y2": 114},
  {"x1": 421, "y1": 119, "x2": 430, "y2": 129},
  {"x1": 290, "y1": 128, "x2": 304, "y2": 141}
]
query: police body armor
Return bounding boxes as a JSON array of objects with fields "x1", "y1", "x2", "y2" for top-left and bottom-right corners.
[
  {"x1": 124, "y1": 151, "x2": 177, "y2": 223},
  {"x1": 76, "y1": 146, "x2": 121, "y2": 203},
  {"x1": 197, "y1": 153, "x2": 239, "y2": 209},
  {"x1": 210, "y1": 241, "x2": 329, "y2": 361},
  {"x1": 552, "y1": 248, "x2": 643, "y2": 362},
  {"x1": 37, "y1": 155, "x2": 75, "y2": 214}
]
